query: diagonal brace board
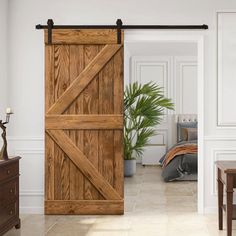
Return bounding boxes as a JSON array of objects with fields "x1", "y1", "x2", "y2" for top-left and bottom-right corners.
[
  {"x1": 46, "y1": 129, "x2": 122, "y2": 200},
  {"x1": 47, "y1": 44, "x2": 122, "y2": 115}
]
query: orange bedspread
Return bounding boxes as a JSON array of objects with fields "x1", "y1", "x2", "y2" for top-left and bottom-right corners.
[{"x1": 162, "y1": 143, "x2": 198, "y2": 167}]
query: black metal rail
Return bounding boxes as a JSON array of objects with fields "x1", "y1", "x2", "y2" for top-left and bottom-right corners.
[
  {"x1": 36, "y1": 24, "x2": 208, "y2": 30},
  {"x1": 36, "y1": 19, "x2": 208, "y2": 44}
]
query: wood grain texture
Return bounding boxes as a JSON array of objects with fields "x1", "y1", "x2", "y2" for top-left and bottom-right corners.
[
  {"x1": 45, "y1": 200, "x2": 124, "y2": 215},
  {"x1": 45, "y1": 30, "x2": 124, "y2": 214},
  {"x1": 47, "y1": 44, "x2": 121, "y2": 115},
  {"x1": 53, "y1": 45, "x2": 70, "y2": 200},
  {"x1": 44, "y1": 29, "x2": 122, "y2": 45},
  {"x1": 113, "y1": 47, "x2": 124, "y2": 197},
  {"x1": 45, "y1": 45, "x2": 55, "y2": 200},
  {"x1": 47, "y1": 129, "x2": 122, "y2": 200},
  {"x1": 83, "y1": 45, "x2": 100, "y2": 200},
  {"x1": 99, "y1": 55, "x2": 114, "y2": 186},
  {"x1": 69, "y1": 45, "x2": 84, "y2": 200},
  {"x1": 45, "y1": 115, "x2": 123, "y2": 129}
]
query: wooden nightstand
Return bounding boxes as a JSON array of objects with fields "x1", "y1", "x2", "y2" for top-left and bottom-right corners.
[{"x1": 0, "y1": 156, "x2": 21, "y2": 235}]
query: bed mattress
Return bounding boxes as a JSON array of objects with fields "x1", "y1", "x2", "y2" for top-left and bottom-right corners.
[{"x1": 160, "y1": 141, "x2": 198, "y2": 182}]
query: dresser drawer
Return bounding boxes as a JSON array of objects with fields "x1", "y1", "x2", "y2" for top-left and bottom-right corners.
[
  {"x1": 0, "y1": 179, "x2": 17, "y2": 204},
  {"x1": 0, "y1": 202, "x2": 17, "y2": 226},
  {"x1": 0, "y1": 161, "x2": 19, "y2": 182},
  {"x1": 219, "y1": 171, "x2": 236, "y2": 188}
]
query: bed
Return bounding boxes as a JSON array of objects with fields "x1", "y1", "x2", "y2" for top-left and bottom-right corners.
[{"x1": 160, "y1": 114, "x2": 198, "y2": 182}]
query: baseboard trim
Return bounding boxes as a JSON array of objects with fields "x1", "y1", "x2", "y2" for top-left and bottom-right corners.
[
  {"x1": 20, "y1": 207, "x2": 44, "y2": 214},
  {"x1": 8, "y1": 136, "x2": 44, "y2": 141},
  {"x1": 20, "y1": 191, "x2": 44, "y2": 196},
  {"x1": 204, "y1": 207, "x2": 217, "y2": 214},
  {"x1": 204, "y1": 136, "x2": 236, "y2": 141}
]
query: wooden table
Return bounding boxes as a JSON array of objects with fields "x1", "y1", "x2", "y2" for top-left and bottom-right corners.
[{"x1": 216, "y1": 161, "x2": 236, "y2": 236}]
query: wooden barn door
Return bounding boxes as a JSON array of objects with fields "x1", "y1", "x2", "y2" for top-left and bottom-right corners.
[{"x1": 44, "y1": 29, "x2": 124, "y2": 214}]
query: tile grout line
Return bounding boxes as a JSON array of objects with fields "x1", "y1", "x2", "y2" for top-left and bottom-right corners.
[{"x1": 45, "y1": 217, "x2": 60, "y2": 235}]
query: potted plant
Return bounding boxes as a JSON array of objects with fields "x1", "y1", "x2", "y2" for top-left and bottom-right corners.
[{"x1": 124, "y1": 82, "x2": 174, "y2": 177}]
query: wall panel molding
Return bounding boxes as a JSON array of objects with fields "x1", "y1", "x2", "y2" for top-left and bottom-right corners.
[
  {"x1": 8, "y1": 136, "x2": 44, "y2": 141},
  {"x1": 174, "y1": 56, "x2": 197, "y2": 114},
  {"x1": 131, "y1": 56, "x2": 172, "y2": 124},
  {"x1": 13, "y1": 148, "x2": 44, "y2": 213},
  {"x1": 204, "y1": 135, "x2": 236, "y2": 141},
  {"x1": 20, "y1": 190, "x2": 44, "y2": 197},
  {"x1": 149, "y1": 128, "x2": 168, "y2": 146},
  {"x1": 217, "y1": 12, "x2": 236, "y2": 127},
  {"x1": 15, "y1": 149, "x2": 44, "y2": 154}
]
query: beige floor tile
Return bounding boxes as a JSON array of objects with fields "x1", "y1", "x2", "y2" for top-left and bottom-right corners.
[
  {"x1": 125, "y1": 200, "x2": 136, "y2": 213},
  {"x1": 166, "y1": 205, "x2": 197, "y2": 213},
  {"x1": 56, "y1": 215, "x2": 98, "y2": 224},
  {"x1": 167, "y1": 229, "x2": 210, "y2": 236},
  {"x1": 125, "y1": 177, "x2": 142, "y2": 185},
  {"x1": 166, "y1": 196, "x2": 196, "y2": 206},
  {"x1": 6, "y1": 215, "x2": 59, "y2": 236},
  {"x1": 134, "y1": 202, "x2": 167, "y2": 212},
  {"x1": 139, "y1": 187, "x2": 166, "y2": 196},
  {"x1": 140, "y1": 183, "x2": 166, "y2": 191},
  {"x1": 128, "y1": 224, "x2": 167, "y2": 236},
  {"x1": 92, "y1": 216, "x2": 131, "y2": 230},
  {"x1": 124, "y1": 187, "x2": 140, "y2": 197},
  {"x1": 45, "y1": 216, "x2": 99, "y2": 235},
  {"x1": 4, "y1": 230, "x2": 21, "y2": 236},
  {"x1": 46, "y1": 222, "x2": 90, "y2": 236},
  {"x1": 9, "y1": 165, "x2": 223, "y2": 236},
  {"x1": 130, "y1": 213, "x2": 168, "y2": 224},
  {"x1": 87, "y1": 230, "x2": 129, "y2": 236}
]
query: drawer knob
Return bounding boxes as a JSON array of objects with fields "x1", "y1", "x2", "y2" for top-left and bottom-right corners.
[
  {"x1": 9, "y1": 189, "x2": 13, "y2": 193},
  {"x1": 7, "y1": 170, "x2": 10, "y2": 174},
  {"x1": 10, "y1": 210, "x2": 13, "y2": 215}
]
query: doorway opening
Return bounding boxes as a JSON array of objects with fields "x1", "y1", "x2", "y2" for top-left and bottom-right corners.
[{"x1": 124, "y1": 32, "x2": 204, "y2": 213}]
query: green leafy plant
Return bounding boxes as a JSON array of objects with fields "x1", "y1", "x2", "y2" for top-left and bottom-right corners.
[{"x1": 124, "y1": 82, "x2": 174, "y2": 160}]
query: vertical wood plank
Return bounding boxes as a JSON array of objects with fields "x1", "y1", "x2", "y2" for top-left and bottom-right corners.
[
  {"x1": 54, "y1": 45, "x2": 70, "y2": 200},
  {"x1": 45, "y1": 45, "x2": 55, "y2": 200},
  {"x1": 99, "y1": 55, "x2": 114, "y2": 186},
  {"x1": 113, "y1": 48, "x2": 124, "y2": 197},
  {"x1": 83, "y1": 45, "x2": 100, "y2": 200},
  {"x1": 69, "y1": 45, "x2": 84, "y2": 200}
]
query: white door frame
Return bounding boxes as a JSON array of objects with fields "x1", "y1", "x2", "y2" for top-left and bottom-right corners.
[{"x1": 124, "y1": 31, "x2": 205, "y2": 213}]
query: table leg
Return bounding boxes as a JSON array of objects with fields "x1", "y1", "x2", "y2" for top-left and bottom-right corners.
[
  {"x1": 217, "y1": 168, "x2": 223, "y2": 230},
  {"x1": 226, "y1": 174, "x2": 234, "y2": 236}
]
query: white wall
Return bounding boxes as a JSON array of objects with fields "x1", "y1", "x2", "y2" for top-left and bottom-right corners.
[
  {"x1": 5, "y1": 0, "x2": 236, "y2": 213},
  {"x1": 217, "y1": 12, "x2": 236, "y2": 126},
  {"x1": 0, "y1": 0, "x2": 8, "y2": 115},
  {"x1": 130, "y1": 54, "x2": 197, "y2": 150}
]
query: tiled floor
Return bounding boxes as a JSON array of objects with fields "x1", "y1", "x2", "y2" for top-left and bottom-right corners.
[{"x1": 4, "y1": 165, "x2": 235, "y2": 236}]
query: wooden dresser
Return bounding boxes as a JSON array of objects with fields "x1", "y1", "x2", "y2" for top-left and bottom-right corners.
[{"x1": 0, "y1": 156, "x2": 21, "y2": 235}]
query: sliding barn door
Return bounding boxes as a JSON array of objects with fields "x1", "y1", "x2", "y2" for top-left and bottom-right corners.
[{"x1": 44, "y1": 29, "x2": 124, "y2": 214}]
